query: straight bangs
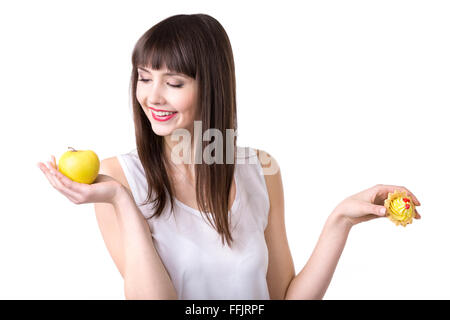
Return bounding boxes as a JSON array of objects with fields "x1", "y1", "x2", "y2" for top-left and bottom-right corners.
[{"x1": 132, "y1": 19, "x2": 197, "y2": 79}]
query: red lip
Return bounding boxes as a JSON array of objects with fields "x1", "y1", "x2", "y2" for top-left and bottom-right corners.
[
  {"x1": 150, "y1": 109, "x2": 178, "y2": 122},
  {"x1": 149, "y1": 107, "x2": 177, "y2": 112}
]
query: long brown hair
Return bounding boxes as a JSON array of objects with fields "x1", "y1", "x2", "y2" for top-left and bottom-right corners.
[{"x1": 129, "y1": 14, "x2": 237, "y2": 247}]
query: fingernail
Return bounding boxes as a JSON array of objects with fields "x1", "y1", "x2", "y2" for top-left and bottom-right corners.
[{"x1": 380, "y1": 207, "x2": 386, "y2": 215}]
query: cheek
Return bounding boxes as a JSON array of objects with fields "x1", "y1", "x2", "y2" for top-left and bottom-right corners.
[
  {"x1": 135, "y1": 89, "x2": 144, "y2": 105},
  {"x1": 173, "y1": 92, "x2": 197, "y2": 115}
]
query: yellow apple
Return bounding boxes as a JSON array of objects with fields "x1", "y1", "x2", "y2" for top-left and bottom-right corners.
[{"x1": 58, "y1": 147, "x2": 100, "y2": 184}]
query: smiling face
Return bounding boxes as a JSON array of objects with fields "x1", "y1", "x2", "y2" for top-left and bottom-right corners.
[{"x1": 136, "y1": 65, "x2": 199, "y2": 137}]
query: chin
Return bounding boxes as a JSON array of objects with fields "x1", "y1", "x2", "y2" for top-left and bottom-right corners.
[{"x1": 150, "y1": 126, "x2": 174, "y2": 137}]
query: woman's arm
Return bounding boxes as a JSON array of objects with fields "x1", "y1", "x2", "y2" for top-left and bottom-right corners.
[
  {"x1": 258, "y1": 149, "x2": 351, "y2": 300},
  {"x1": 284, "y1": 211, "x2": 350, "y2": 299},
  {"x1": 110, "y1": 187, "x2": 177, "y2": 300},
  {"x1": 285, "y1": 184, "x2": 421, "y2": 299},
  {"x1": 257, "y1": 150, "x2": 296, "y2": 300},
  {"x1": 255, "y1": 147, "x2": 422, "y2": 300}
]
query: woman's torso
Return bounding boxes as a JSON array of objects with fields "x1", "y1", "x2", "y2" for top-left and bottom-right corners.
[{"x1": 115, "y1": 145, "x2": 270, "y2": 299}]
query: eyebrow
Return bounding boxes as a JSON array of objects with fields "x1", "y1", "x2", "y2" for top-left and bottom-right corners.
[{"x1": 137, "y1": 67, "x2": 186, "y2": 77}]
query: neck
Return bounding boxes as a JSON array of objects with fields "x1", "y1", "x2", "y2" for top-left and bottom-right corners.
[{"x1": 163, "y1": 131, "x2": 198, "y2": 183}]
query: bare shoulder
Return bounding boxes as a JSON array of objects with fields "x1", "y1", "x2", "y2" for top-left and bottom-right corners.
[
  {"x1": 99, "y1": 156, "x2": 131, "y2": 192},
  {"x1": 254, "y1": 148, "x2": 281, "y2": 177},
  {"x1": 254, "y1": 148, "x2": 283, "y2": 207}
]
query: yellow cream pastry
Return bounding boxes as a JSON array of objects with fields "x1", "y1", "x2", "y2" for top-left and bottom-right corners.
[{"x1": 384, "y1": 190, "x2": 415, "y2": 227}]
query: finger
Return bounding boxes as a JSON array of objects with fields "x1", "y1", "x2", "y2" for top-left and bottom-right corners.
[
  {"x1": 38, "y1": 162, "x2": 58, "y2": 188},
  {"x1": 46, "y1": 162, "x2": 69, "y2": 190},
  {"x1": 37, "y1": 162, "x2": 46, "y2": 172},
  {"x1": 48, "y1": 158, "x2": 56, "y2": 170},
  {"x1": 45, "y1": 162, "x2": 82, "y2": 200},
  {"x1": 40, "y1": 162, "x2": 61, "y2": 188},
  {"x1": 378, "y1": 185, "x2": 421, "y2": 206},
  {"x1": 400, "y1": 187, "x2": 421, "y2": 206},
  {"x1": 40, "y1": 161, "x2": 90, "y2": 204},
  {"x1": 48, "y1": 162, "x2": 72, "y2": 186},
  {"x1": 414, "y1": 208, "x2": 421, "y2": 219},
  {"x1": 50, "y1": 165, "x2": 88, "y2": 194},
  {"x1": 52, "y1": 155, "x2": 57, "y2": 170},
  {"x1": 361, "y1": 202, "x2": 387, "y2": 217},
  {"x1": 48, "y1": 176, "x2": 81, "y2": 203}
]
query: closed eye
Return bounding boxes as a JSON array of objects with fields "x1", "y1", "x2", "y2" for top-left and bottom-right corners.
[{"x1": 138, "y1": 79, "x2": 183, "y2": 88}]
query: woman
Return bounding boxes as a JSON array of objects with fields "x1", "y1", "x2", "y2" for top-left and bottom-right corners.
[{"x1": 37, "y1": 14, "x2": 421, "y2": 300}]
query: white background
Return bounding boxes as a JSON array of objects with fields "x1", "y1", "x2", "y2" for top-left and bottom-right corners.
[{"x1": 0, "y1": 0, "x2": 449, "y2": 299}]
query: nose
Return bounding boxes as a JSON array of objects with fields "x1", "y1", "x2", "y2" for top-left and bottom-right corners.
[{"x1": 146, "y1": 81, "x2": 166, "y2": 106}]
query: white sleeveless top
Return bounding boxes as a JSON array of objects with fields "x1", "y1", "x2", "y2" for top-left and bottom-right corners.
[{"x1": 117, "y1": 145, "x2": 270, "y2": 300}]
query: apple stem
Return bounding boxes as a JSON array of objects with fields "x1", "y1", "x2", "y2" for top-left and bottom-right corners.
[{"x1": 68, "y1": 147, "x2": 77, "y2": 152}]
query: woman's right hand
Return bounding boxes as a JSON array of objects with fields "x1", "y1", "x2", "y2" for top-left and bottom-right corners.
[{"x1": 37, "y1": 155, "x2": 124, "y2": 205}]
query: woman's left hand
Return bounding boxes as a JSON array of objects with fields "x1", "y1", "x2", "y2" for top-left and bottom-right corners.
[{"x1": 333, "y1": 184, "x2": 422, "y2": 227}]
